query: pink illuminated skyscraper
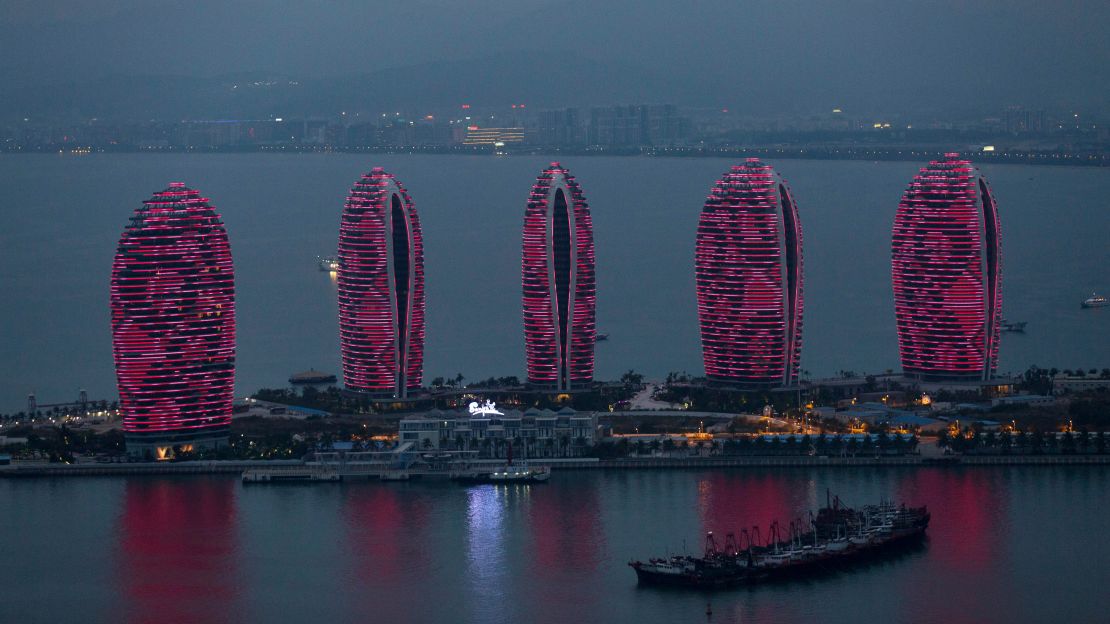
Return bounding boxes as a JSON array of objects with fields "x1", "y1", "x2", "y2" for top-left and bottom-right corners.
[
  {"x1": 110, "y1": 183, "x2": 235, "y2": 457},
  {"x1": 695, "y1": 159, "x2": 803, "y2": 388},
  {"x1": 337, "y1": 168, "x2": 425, "y2": 397},
  {"x1": 522, "y1": 163, "x2": 596, "y2": 391},
  {"x1": 892, "y1": 154, "x2": 1001, "y2": 381}
]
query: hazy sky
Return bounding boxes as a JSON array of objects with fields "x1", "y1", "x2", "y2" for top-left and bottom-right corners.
[{"x1": 1, "y1": 0, "x2": 1107, "y2": 114}]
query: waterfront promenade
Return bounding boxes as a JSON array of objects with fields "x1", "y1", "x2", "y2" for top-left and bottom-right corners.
[{"x1": 5, "y1": 453, "x2": 1110, "y2": 477}]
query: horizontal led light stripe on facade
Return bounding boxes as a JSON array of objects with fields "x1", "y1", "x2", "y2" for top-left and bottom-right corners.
[
  {"x1": 337, "y1": 168, "x2": 425, "y2": 397},
  {"x1": 695, "y1": 159, "x2": 804, "y2": 388},
  {"x1": 110, "y1": 183, "x2": 235, "y2": 451},
  {"x1": 892, "y1": 153, "x2": 1001, "y2": 381},
  {"x1": 522, "y1": 163, "x2": 596, "y2": 391}
]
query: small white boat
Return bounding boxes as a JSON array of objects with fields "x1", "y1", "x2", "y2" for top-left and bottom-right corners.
[{"x1": 1082, "y1": 293, "x2": 1108, "y2": 308}]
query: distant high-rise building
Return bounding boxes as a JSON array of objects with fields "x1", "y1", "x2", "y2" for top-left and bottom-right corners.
[
  {"x1": 588, "y1": 104, "x2": 689, "y2": 147},
  {"x1": 1004, "y1": 106, "x2": 1045, "y2": 133},
  {"x1": 463, "y1": 127, "x2": 525, "y2": 146},
  {"x1": 695, "y1": 159, "x2": 804, "y2": 388},
  {"x1": 892, "y1": 154, "x2": 1001, "y2": 381},
  {"x1": 337, "y1": 168, "x2": 425, "y2": 397},
  {"x1": 522, "y1": 163, "x2": 596, "y2": 391},
  {"x1": 110, "y1": 183, "x2": 235, "y2": 458},
  {"x1": 536, "y1": 108, "x2": 583, "y2": 146}
]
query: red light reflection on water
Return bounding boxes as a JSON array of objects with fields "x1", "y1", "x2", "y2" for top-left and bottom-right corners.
[
  {"x1": 696, "y1": 472, "x2": 810, "y2": 542},
  {"x1": 529, "y1": 483, "x2": 603, "y2": 571},
  {"x1": 898, "y1": 468, "x2": 1001, "y2": 573},
  {"x1": 117, "y1": 479, "x2": 240, "y2": 623}
]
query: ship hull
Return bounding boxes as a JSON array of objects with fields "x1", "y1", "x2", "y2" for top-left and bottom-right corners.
[{"x1": 630, "y1": 504, "x2": 929, "y2": 589}]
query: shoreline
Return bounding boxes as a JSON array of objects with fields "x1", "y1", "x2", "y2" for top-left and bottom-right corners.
[
  {"x1": 5, "y1": 454, "x2": 1110, "y2": 477},
  {"x1": 2, "y1": 144, "x2": 1106, "y2": 167}
]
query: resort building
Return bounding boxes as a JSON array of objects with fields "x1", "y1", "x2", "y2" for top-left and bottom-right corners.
[
  {"x1": 522, "y1": 163, "x2": 597, "y2": 391},
  {"x1": 695, "y1": 159, "x2": 804, "y2": 388},
  {"x1": 337, "y1": 168, "x2": 426, "y2": 398},
  {"x1": 892, "y1": 154, "x2": 1001, "y2": 381},
  {"x1": 399, "y1": 404, "x2": 599, "y2": 456},
  {"x1": 110, "y1": 183, "x2": 235, "y2": 458}
]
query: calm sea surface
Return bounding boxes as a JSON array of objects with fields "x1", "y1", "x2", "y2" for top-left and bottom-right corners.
[
  {"x1": 3, "y1": 468, "x2": 1110, "y2": 623},
  {"x1": 0, "y1": 153, "x2": 1107, "y2": 410}
]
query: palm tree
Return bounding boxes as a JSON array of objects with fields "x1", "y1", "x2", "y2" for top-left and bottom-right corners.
[{"x1": 573, "y1": 436, "x2": 587, "y2": 456}]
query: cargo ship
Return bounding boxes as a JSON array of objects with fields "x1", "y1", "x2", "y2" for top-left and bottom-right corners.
[{"x1": 629, "y1": 493, "x2": 929, "y2": 588}]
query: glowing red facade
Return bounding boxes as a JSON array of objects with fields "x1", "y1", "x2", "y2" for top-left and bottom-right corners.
[
  {"x1": 337, "y1": 168, "x2": 425, "y2": 397},
  {"x1": 695, "y1": 159, "x2": 803, "y2": 387},
  {"x1": 892, "y1": 153, "x2": 1001, "y2": 381},
  {"x1": 110, "y1": 183, "x2": 235, "y2": 450},
  {"x1": 522, "y1": 163, "x2": 596, "y2": 390}
]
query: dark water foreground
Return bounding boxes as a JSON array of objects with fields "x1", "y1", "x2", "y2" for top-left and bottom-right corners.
[{"x1": 3, "y1": 467, "x2": 1109, "y2": 623}]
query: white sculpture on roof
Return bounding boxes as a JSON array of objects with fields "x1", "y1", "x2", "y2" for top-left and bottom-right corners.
[{"x1": 468, "y1": 400, "x2": 503, "y2": 417}]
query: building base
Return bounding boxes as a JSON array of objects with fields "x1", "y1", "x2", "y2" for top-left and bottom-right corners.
[{"x1": 126, "y1": 427, "x2": 230, "y2": 461}]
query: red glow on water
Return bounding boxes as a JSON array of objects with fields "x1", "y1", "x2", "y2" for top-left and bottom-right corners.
[
  {"x1": 345, "y1": 487, "x2": 431, "y2": 588},
  {"x1": 696, "y1": 473, "x2": 799, "y2": 539},
  {"x1": 695, "y1": 159, "x2": 804, "y2": 387},
  {"x1": 522, "y1": 163, "x2": 596, "y2": 390},
  {"x1": 118, "y1": 479, "x2": 240, "y2": 622},
  {"x1": 110, "y1": 183, "x2": 235, "y2": 435},
  {"x1": 529, "y1": 484, "x2": 603, "y2": 571},
  {"x1": 892, "y1": 154, "x2": 1002, "y2": 380}
]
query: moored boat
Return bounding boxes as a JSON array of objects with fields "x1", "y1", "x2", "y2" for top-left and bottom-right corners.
[
  {"x1": 453, "y1": 441, "x2": 550, "y2": 484},
  {"x1": 629, "y1": 493, "x2": 929, "y2": 588}
]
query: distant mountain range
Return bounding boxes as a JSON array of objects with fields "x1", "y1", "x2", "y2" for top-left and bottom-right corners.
[{"x1": 4, "y1": 51, "x2": 702, "y2": 121}]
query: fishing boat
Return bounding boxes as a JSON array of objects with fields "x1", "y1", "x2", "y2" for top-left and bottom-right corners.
[{"x1": 629, "y1": 492, "x2": 929, "y2": 588}]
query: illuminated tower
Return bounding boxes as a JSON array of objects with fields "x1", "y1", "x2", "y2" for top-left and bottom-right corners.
[
  {"x1": 337, "y1": 168, "x2": 425, "y2": 397},
  {"x1": 110, "y1": 183, "x2": 235, "y2": 458},
  {"x1": 695, "y1": 159, "x2": 803, "y2": 388},
  {"x1": 892, "y1": 153, "x2": 1001, "y2": 381},
  {"x1": 522, "y1": 162, "x2": 596, "y2": 391}
]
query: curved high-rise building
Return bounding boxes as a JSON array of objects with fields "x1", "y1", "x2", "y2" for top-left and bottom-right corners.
[
  {"x1": 110, "y1": 183, "x2": 235, "y2": 457},
  {"x1": 522, "y1": 162, "x2": 596, "y2": 391},
  {"x1": 337, "y1": 167, "x2": 425, "y2": 397},
  {"x1": 892, "y1": 153, "x2": 1001, "y2": 381},
  {"x1": 695, "y1": 159, "x2": 803, "y2": 388}
]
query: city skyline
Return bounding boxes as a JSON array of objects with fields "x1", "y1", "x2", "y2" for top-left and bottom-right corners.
[{"x1": 3, "y1": 3, "x2": 1108, "y2": 622}]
